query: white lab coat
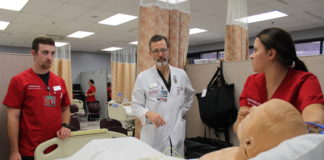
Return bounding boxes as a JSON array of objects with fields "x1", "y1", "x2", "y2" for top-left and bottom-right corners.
[{"x1": 132, "y1": 65, "x2": 194, "y2": 156}]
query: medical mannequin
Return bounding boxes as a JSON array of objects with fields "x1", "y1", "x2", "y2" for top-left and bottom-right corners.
[{"x1": 200, "y1": 99, "x2": 308, "y2": 160}]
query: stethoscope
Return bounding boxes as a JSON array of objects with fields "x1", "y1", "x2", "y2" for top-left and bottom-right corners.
[{"x1": 306, "y1": 121, "x2": 324, "y2": 134}]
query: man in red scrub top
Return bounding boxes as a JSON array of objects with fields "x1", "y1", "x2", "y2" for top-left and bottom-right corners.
[{"x1": 3, "y1": 36, "x2": 71, "y2": 160}]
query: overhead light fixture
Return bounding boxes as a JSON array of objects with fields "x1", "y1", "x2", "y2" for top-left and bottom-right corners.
[
  {"x1": 0, "y1": 21, "x2": 10, "y2": 30},
  {"x1": 55, "y1": 42, "x2": 68, "y2": 47},
  {"x1": 102, "y1": 47, "x2": 122, "y2": 51},
  {"x1": 235, "y1": 11, "x2": 288, "y2": 23},
  {"x1": 129, "y1": 41, "x2": 138, "y2": 45},
  {"x1": 189, "y1": 28, "x2": 207, "y2": 35},
  {"x1": 0, "y1": 0, "x2": 29, "y2": 11},
  {"x1": 158, "y1": 0, "x2": 187, "y2": 4},
  {"x1": 98, "y1": 13, "x2": 137, "y2": 26},
  {"x1": 67, "y1": 31, "x2": 94, "y2": 38}
]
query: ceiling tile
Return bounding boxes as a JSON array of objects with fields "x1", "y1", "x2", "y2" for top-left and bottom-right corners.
[
  {"x1": 66, "y1": 0, "x2": 106, "y2": 8},
  {"x1": 0, "y1": 10, "x2": 19, "y2": 21},
  {"x1": 22, "y1": 0, "x2": 64, "y2": 16},
  {"x1": 62, "y1": 20, "x2": 92, "y2": 30},
  {"x1": 51, "y1": 3, "x2": 91, "y2": 19},
  {"x1": 12, "y1": 12, "x2": 46, "y2": 24},
  {"x1": 5, "y1": 22, "x2": 35, "y2": 33}
]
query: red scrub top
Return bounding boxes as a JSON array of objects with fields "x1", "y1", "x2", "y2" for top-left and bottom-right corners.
[
  {"x1": 2, "y1": 68, "x2": 70, "y2": 156},
  {"x1": 240, "y1": 68, "x2": 324, "y2": 112},
  {"x1": 86, "y1": 85, "x2": 96, "y2": 102}
]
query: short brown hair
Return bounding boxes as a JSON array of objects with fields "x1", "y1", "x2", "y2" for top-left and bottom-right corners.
[
  {"x1": 149, "y1": 34, "x2": 169, "y2": 51},
  {"x1": 32, "y1": 36, "x2": 55, "y2": 52}
]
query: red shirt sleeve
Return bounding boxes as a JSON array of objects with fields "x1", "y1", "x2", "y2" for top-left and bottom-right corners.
[
  {"x1": 91, "y1": 86, "x2": 96, "y2": 93},
  {"x1": 297, "y1": 75, "x2": 324, "y2": 111},
  {"x1": 2, "y1": 77, "x2": 24, "y2": 109}
]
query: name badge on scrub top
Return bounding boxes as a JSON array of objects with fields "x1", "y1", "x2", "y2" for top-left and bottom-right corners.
[
  {"x1": 53, "y1": 85, "x2": 61, "y2": 91},
  {"x1": 44, "y1": 95, "x2": 56, "y2": 107},
  {"x1": 157, "y1": 88, "x2": 168, "y2": 102}
]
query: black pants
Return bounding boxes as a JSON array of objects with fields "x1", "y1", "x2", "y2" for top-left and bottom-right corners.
[{"x1": 22, "y1": 156, "x2": 34, "y2": 160}]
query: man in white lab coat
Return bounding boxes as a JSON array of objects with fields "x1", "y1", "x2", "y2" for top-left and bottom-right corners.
[{"x1": 132, "y1": 35, "x2": 195, "y2": 156}]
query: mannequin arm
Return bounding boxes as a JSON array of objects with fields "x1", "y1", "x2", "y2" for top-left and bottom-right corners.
[{"x1": 233, "y1": 106, "x2": 250, "y2": 133}]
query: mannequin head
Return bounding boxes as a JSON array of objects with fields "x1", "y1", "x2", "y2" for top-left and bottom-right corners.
[
  {"x1": 237, "y1": 99, "x2": 307, "y2": 158},
  {"x1": 200, "y1": 99, "x2": 307, "y2": 160}
]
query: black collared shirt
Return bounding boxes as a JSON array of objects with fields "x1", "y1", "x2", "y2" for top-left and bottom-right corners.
[{"x1": 157, "y1": 69, "x2": 171, "y2": 92}]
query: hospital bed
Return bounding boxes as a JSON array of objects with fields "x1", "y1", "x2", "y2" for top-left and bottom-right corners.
[
  {"x1": 35, "y1": 130, "x2": 324, "y2": 160},
  {"x1": 35, "y1": 129, "x2": 126, "y2": 160},
  {"x1": 107, "y1": 101, "x2": 135, "y2": 121},
  {"x1": 107, "y1": 101, "x2": 136, "y2": 134},
  {"x1": 35, "y1": 128, "x2": 187, "y2": 160}
]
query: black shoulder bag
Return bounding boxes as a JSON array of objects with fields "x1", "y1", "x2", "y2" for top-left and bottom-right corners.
[{"x1": 196, "y1": 61, "x2": 237, "y2": 143}]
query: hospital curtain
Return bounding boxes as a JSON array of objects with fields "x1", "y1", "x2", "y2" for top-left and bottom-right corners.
[
  {"x1": 50, "y1": 42, "x2": 73, "y2": 102},
  {"x1": 135, "y1": 0, "x2": 190, "y2": 138},
  {"x1": 111, "y1": 48, "x2": 136, "y2": 103},
  {"x1": 224, "y1": 0, "x2": 249, "y2": 61},
  {"x1": 137, "y1": 0, "x2": 190, "y2": 72}
]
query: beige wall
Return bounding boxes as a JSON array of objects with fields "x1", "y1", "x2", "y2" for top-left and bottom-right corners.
[
  {"x1": 0, "y1": 53, "x2": 33, "y2": 160},
  {"x1": 185, "y1": 55, "x2": 324, "y2": 146}
]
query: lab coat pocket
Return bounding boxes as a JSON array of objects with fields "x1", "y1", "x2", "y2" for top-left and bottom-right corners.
[
  {"x1": 173, "y1": 118, "x2": 186, "y2": 145},
  {"x1": 141, "y1": 124, "x2": 158, "y2": 147}
]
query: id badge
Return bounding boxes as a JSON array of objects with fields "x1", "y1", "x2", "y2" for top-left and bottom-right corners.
[
  {"x1": 157, "y1": 89, "x2": 168, "y2": 102},
  {"x1": 44, "y1": 95, "x2": 56, "y2": 107}
]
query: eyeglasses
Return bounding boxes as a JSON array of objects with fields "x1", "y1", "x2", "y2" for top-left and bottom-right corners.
[{"x1": 151, "y1": 48, "x2": 168, "y2": 54}]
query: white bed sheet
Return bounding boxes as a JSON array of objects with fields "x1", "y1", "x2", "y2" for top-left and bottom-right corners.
[
  {"x1": 57, "y1": 137, "x2": 191, "y2": 160},
  {"x1": 250, "y1": 134, "x2": 324, "y2": 160}
]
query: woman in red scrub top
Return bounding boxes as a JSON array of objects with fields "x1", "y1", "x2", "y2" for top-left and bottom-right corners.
[
  {"x1": 85, "y1": 79, "x2": 96, "y2": 113},
  {"x1": 234, "y1": 27, "x2": 324, "y2": 133},
  {"x1": 85, "y1": 79, "x2": 96, "y2": 103}
]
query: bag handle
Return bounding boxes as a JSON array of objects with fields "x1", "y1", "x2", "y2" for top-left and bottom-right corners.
[
  {"x1": 207, "y1": 66, "x2": 221, "y2": 88},
  {"x1": 219, "y1": 61, "x2": 226, "y2": 86},
  {"x1": 207, "y1": 61, "x2": 227, "y2": 88}
]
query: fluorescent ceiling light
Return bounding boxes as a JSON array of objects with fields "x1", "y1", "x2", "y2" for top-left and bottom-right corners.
[
  {"x1": 0, "y1": 21, "x2": 10, "y2": 30},
  {"x1": 102, "y1": 47, "x2": 122, "y2": 51},
  {"x1": 55, "y1": 42, "x2": 68, "y2": 47},
  {"x1": 189, "y1": 28, "x2": 207, "y2": 35},
  {"x1": 67, "y1": 31, "x2": 94, "y2": 38},
  {"x1": 0, "y1": 0, "x2": 29, "y2": 11},
  {"x1": 129, "y1": 41, "x2": 138, "y2": 45},
  {"x1": 98, "y1": 13, "x2": 137, "y2": 26},
  {"x1": 158, "y1": 0, "x2": 187, "y2": 4},
  {"x1": 235, "y1": 11, "x2": 288, "y2": 23}
]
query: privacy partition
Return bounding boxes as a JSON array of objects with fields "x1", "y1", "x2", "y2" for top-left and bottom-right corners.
[{"x1": 0, "y1": 53, "x2": 33, "y2": 160}]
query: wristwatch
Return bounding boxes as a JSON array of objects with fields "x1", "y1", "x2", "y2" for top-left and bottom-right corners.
[{"x1": 61, "y1": 123, "x2": 70, "y2": 129}]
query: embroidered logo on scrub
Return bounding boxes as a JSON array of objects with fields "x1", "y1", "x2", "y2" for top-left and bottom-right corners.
[
  {"x1": 247, "y1": 98, "x2": 261, "y2": 106},
  {"x1": 27, "y1": 85, "x2": 41, "y2": 90}
]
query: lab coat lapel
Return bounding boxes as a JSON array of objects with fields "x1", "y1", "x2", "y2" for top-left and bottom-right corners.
[{"x1": 169, "y1": 66, "x2": 176, "y2": 94}]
